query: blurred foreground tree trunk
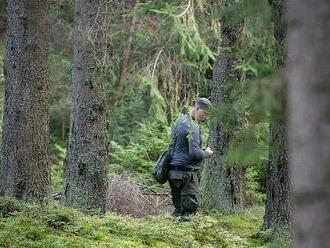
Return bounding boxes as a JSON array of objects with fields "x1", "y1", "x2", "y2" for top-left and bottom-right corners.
[
  {"x1": 288, "y1": 0, "x2": 330, "y2": 246},
  {"x1": 63, "y1": 0, "x2": 108, "y2": 211},
  {"x1": 0, "y1": 0, "x2": 51, "y2": 202},
  {"x1": 200, "y1": 17, "x2": 245, "y2": 214},
  {"x1": 262, "y1": 0, "x2": 290, "y2": 233}
]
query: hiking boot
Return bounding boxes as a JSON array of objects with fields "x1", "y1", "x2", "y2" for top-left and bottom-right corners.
[
  {"x1": 179, "y1": 215, "x2": 190, "y2": 222},
  {"x1": 171, "y1": 209, "x2": 182, "y2": 217}
]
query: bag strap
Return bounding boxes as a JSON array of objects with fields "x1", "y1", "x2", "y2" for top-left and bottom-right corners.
[
  {"x1": 169, "y1": 113, "x2": 191, "y2": 153},
  {"x1": 169, "y1": 116, "x2": 184, "y2": 153},
  {"x1": 168, "y1": 132, "x2": 176, "y2": 150}
]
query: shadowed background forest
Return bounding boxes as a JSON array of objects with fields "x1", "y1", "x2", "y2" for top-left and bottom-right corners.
[
  {"x1": 0, "y1": 0, "x2": 275, "y2": 194},
  {"x1": 0, "y1": 0, "x2": 294, "y2": 247}
]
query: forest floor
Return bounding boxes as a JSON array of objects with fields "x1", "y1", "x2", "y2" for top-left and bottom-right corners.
[{"x1": 0, "y1": 197, "x2": 291, "y2": 248}]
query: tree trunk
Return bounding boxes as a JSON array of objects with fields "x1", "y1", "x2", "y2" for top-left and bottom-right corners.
[
  {"x1": 200, "y1": 19, "x2": 245, "y2": 214},
  {"x1": 62, "y1": 0, "x2": 108, "y2": 211},
  {"x1": 116, "y1": 0, "x2": 139, "y2": 95},
  {"x1": 262, "y1": 0, "x2": 291, "y2": 232},
  {"x1": 0, "y1": 0, "x2": 50, "y2": 202},
  {"x1": 263, "y1": 119, "x2": 290, "y2": 231},
  {"x1": 288, "y1": 0, "x2": 330, "y2": 246}
]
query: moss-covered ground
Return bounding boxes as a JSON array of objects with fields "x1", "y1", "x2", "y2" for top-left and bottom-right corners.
[{"x1": 0, "y1": 197, "x2": 291, "y2": 248}]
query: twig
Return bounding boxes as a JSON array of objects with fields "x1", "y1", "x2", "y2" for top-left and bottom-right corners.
[
  {"x1": 151, "y1": 48, "x2": 164, "y2": 79},
  {"x1": 175, "y1": 0, "x2": 191, "y2": 18},
  {"x1": 143, "y1": 192, "x2": 171, "y2": 196}
]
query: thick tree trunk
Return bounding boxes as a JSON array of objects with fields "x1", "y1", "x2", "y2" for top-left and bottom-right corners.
[
  {"x1": 0, "y1": 0, "x2": 50, "y2": 202},
  {"x1": 200, "y1": 20, "x2": 245, "y2": 214},
  {"x1": 262, "y1": 0, "x2": 290, "y2": 232},
  {"x1": 63, "y1": 0, "x2": 108, "y2": 211},
  {"x1": 288, "y1": 0, "x2": 330, "y2": 246}
]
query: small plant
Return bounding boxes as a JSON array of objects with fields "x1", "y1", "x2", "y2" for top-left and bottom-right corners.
[
  {"x1": 45, "y1": 206, "x2": 76, "y2": 230},
  {"x1": 0, "y1": 197, "x2": 23, "y2": 218}
]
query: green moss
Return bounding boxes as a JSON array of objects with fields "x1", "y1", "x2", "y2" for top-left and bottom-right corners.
[
  {"x1": 51, "y1": 162, "x2": 64, "y2": 193},
  {"x1": 0, "y1": 199, "x2": 291, "y2": 247},
  {"x1": 0, "y1": 197, "x2": 25, "y2": 218}
]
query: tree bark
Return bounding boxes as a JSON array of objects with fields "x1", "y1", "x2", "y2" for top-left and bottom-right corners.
[
  {"x1": 0, "y1": 0, "x2": 51, "y2": 202},
  {"x1": 262, "y1": 0, "x2": 291, "y2": 233},
  {"x1": 200, "y1": 19, "x2": 245, "y2": 214},
  {"x1": 288, "y1": 0, "x2": 330, "y2": 246},
  {"x1": 263, "y1": 119, "x2": 290, "y2": 231},
  {"x1": 62, "y1": 0, "x2": 108, "y2": 211}
]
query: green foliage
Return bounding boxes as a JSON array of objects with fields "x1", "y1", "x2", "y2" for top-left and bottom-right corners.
[
  {"x1": 50, "y1": 0, "x2": 75, "y2": 24},
  {"x1": 52, "y1": 162, "x2": 64, "y2": 193},
  {"x1": 45, "y1": 206, "x2": 77, "y2": 230},
  {"x1": 223, "y1": 122, "x2": 268, "y2": 203},
  {"x1": 0, "y1": 197, "x2": 24, "y2": 218},
  {"x1": 245, "y1": 170, "x2": 266, "y2": 205},
  {"x1": 109, "y1": 121, "x2": 171, "y2": 184},
  {"x1": 0, "y1": 0, "x2": 5, "y2": 12},
  {"x1": 51, "y1": 144, "x2": 67, "y2": 161},
  {"x1": 0, "y1": 199, "x2": 289, "y2": 247},
  {"x1": 50, "y1": 144, "x2": 66, "y2": 193},
  {"x1": 108, "y1": 73, "x2": 168, "y2": 145},
  {"x1": 108, "y1": 0, "x2": 219, "y2": 106},
  {"x1": 49, "y1": 52, "x2": 72, "y2": 145},
  {"x1": 49, "y1": 120, "x2": 170, "y2": 192},
  {"x1": 225, "y1": 122, "x2": 268, "y2": 166}
]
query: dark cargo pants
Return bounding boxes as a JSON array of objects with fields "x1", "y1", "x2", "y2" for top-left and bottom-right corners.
[{"x1": 168, "y1": 169, "x2": 199, "y2": 216}]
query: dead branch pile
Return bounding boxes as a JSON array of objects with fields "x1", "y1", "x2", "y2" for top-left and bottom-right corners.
[{"x1": 106, "y1": 173, "x2": 172, "y2": 217}]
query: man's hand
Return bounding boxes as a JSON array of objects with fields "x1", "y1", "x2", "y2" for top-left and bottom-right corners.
[{"x1": 203, "y1": 147, "x2": 214, "y2": 157}]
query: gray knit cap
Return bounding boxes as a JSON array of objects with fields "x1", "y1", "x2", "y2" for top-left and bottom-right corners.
[{"x1": 195, "y1": 97, "x2": 212, "y2": 109}]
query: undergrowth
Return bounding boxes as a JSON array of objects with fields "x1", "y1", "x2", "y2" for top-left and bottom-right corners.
[{"x1": 0, "y1": 197, "x2": 291, "y2": 248}]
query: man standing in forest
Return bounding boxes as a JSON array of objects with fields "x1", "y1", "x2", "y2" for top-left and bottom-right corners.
[{"x1": 169, "y1": 98, "x2": 214, "y2": 220}]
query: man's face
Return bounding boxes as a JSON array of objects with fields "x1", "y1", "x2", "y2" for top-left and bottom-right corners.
[{"x1": 195, "y1": 107, "x2": 209, "y2": 122}]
